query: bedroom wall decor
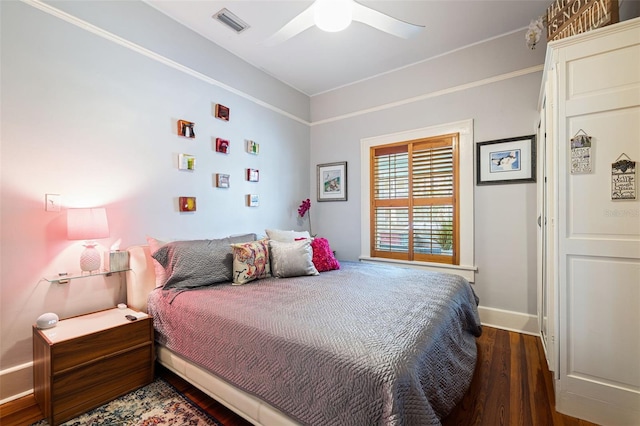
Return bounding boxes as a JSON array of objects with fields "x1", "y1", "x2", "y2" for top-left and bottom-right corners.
[
  {"x1": 179, "y1": 196, "x2": 197, "y2": 212},
  {"x1": 216, "y1": 173, "x2": 230, "y2": 188},
  {"x1": 317, "y1": 162, "x2": 347, "y2": 201},
  {"x1": 178, "y1": 154, "x2": 196, "y2": 171},
  {"x1": 215, "y1": 138, "x2": 230, "y2": 154},
  {"x1": 215, "y1": 104, "x2": 230, "y2": 121},
  {"x1": 476, "y1": 135, "x2": 536, "y2": 185},
  {"x1": 570, "y1": 130, "x2": 592, "y2": 174},
  {"x1": 247, "y1": 194, "x2": 259, "y2": 207},
  {"x1": 177, "y1": 119, "x2": 195, "y2": 138},
  {"x1": 247, "y1": 168, "x2": 259, "y2": 182},
  {"x1": 247, "y1": 139, "x2": 259, "y2": 155},
  {"x1": 611, "y1": 153, "x2": 636, "y2": 200}
]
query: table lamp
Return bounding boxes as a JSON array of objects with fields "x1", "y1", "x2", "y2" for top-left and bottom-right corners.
[{"x1": 67, "y1": 208, "x2": 110, "y2": 273}]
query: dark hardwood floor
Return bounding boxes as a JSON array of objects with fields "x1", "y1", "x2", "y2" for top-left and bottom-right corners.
[{"x1": 0, "y1": 327, "x2": 597, "y2": 426}]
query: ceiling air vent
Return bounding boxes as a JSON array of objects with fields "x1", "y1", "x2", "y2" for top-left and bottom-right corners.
[{"x1": 213, "y1": 8, "x2": 249, "y2": 34}]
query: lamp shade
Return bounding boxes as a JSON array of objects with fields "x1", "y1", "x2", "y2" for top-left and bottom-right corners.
[{"x1": 67, "y1": 208, "x2": 109, "y2": 241}]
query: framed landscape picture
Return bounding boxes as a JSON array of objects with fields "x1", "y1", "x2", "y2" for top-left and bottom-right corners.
[
  {"x1": 317, "y1": 161, "x2": 347, "y2": 201},
  {"x1": 476, "y1": 135, "x2": 536, "y2": 185}
]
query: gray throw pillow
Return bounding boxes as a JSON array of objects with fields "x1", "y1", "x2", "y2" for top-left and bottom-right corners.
[
  {"x1": 269, "y1": 239, "x2": 319, "y2": 278},
  {"x1": 152, "y1": 234, "x2": 256, "y2": 289}
]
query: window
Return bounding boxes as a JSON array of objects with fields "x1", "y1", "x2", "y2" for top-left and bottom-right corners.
[
  {"x1": 359, "y1": 120, "x2": 475, "y2": 281},
  {"x1": 371, "y1": 134, "x2": 459, "y2": 265}
]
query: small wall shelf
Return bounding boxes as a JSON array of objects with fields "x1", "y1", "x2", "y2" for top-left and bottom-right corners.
[{"x1": 44, "y1": 270, "x2": 129, "y2": 284}]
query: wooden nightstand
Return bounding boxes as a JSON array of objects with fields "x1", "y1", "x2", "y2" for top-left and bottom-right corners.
[{"x1": 32, "y1": 308, "x2": 154, "y2": 426}]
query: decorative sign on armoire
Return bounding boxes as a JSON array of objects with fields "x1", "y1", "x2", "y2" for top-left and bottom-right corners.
[
  {"x1": 546, "y1": 0, "x2": 619, "y2": 42},
  {"x1": 611, "y1": 154, "x2": 637, "y2": 200},
  {"x1": 570, "y1": 130, "x2": 592, "y2": 174}
]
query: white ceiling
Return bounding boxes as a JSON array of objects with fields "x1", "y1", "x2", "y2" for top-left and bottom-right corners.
[{"x1": 146, "y1": 1, "x2": 550, "y2": 96}]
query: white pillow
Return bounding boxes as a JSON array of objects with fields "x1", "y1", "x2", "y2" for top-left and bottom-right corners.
[
  {"x1": 269, "y1": 239, "x2": 319, "y2": 278},
  {"x1": 265, "y1": 229, "x2": 311, "y2": 242}
]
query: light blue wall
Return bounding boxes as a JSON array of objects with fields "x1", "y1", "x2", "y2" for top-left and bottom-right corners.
[{"x1": 0, "y1": 0, "x2": 310, "y2": 398}]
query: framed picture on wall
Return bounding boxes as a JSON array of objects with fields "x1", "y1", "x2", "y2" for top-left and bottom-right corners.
[
  {"x1": 247, "y1": 168, "x2": 259, "y2": 182},
  {"x1": 247, "y1": 194, "x2": 259, "y2": 207},
  {"x1": 216, "y1": 173, "x2": 230, "y2": 188},
  {"x1": 246, "y1": 139, "x2": 259, "y2": 155},
  {"x1": 215, "y1": 104, "x2": 230, "y2": 121},
  {"x1": 476, "y1": 135, "x2": 536, "y2": 185},
  {"x1": 215, "y1": 138, "x2": 229, "y2": 154},
  {"x1": 178, "y1": 154, "x2": 196, "y2": 171},
  {"x1": 317, "y1": 161, "x2": 347, "y2": 201},
  {"x1": 178, "y1": 196, "x2": 196, "y2": 212},
  {"x1": 177, "y1": 120, "x2": 195, "y2": 138}
]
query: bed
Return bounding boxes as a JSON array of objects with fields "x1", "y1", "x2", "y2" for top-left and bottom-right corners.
[{"x1": 126, "y1": 237, "x2": 481, "y2": 426}]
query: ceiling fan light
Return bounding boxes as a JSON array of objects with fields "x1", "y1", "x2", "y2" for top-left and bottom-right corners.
[{"x1": 314, "y1": 0, "x2": 353, "y2": 32}]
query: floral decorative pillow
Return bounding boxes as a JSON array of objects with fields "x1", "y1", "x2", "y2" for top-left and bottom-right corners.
[
  {"x1": 311, "y1": 238, "x2": 340, "y2": 272},
  {"x1": 231, "y1": 239, "x2": 271, "y2": 285}
]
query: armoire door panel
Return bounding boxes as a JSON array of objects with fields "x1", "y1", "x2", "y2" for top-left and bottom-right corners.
[
  {"x1": 567, "y1": 44, "x2": 640, "y2": 99},
  {"x1": 567, "y1": 255, "x2": 640, "y2": 390}
]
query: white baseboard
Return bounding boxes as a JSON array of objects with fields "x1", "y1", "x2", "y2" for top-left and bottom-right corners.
[
  {"x1": 478, "y1": 306, "x2": 539, "y2": 336},
  {"x1": 0, "y1": 362, "x2": 33, "y2": 405},
  {"x1": 557, "y1": 389, "x2": 640, "y2": 426}
]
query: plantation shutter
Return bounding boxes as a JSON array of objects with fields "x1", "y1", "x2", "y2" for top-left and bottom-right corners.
[
  {"x1": 371, "y1": 135, "x2": 459, "y2": 264},
  {"x1": 372, "y1": 146, "x2": 409, "y2": 256}
]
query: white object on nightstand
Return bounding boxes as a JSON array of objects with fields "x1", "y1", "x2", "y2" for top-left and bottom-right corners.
[{"x1": 36, "y1": 313, "x2": 59, "y2": 329}]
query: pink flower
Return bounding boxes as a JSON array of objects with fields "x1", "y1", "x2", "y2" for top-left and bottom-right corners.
[
  {"x1": 298, "y1": 198, "x2": 311, "y2": 217},
  {"x1": 297, "y1": 198, "x2": 313, "y2": 236}
]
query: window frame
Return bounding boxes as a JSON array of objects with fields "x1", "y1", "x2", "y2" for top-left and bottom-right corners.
[{"x1": 360, "y1": 119, "x2": 476, "y2": 282}]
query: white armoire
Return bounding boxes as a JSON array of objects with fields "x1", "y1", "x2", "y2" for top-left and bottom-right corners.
[{"x1": 537, "y1": 17, "x2": 640, "y2": 425}]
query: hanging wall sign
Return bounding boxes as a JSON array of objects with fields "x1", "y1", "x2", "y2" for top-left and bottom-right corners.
[
  {"x1": 611, "y1": 154, "x2": 636, "y2": 200},
  {"x1": 570, "y1": 130, "x2": 593, "y2": 174}
]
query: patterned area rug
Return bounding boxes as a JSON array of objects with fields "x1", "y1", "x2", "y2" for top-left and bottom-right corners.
[{"x1": 31, "y1": 378, "x2": 221, "y2": 425}]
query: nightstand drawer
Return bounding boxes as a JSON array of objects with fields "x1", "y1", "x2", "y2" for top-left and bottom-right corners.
[
  {"x1": 52, "y1": 343, "x2": 153, "y2": 424},
  {"x1": 51, "y1": 318, "x2": 152, "y2": 373}
]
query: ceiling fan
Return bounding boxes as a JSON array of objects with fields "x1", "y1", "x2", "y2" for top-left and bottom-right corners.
[{"x1": 264, "y1": 0, "x2": 425, "y2": 46}]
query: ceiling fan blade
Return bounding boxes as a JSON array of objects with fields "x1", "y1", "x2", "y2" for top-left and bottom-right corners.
[
  {"x1": 352, "y1": 1, "x2": 424, "y2": 39},
  {"x1": 264, "y1": 3, "x2": 316, "y2": 46}
]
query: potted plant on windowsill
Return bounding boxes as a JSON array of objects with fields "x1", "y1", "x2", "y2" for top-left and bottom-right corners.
[{"x1": 435, "y1": 220, "x2": 453, "y2": 252}]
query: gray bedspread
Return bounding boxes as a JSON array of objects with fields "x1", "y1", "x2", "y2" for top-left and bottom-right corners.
[{"x1": 148, "y1": 261, "x2": 482, "y2": 425}]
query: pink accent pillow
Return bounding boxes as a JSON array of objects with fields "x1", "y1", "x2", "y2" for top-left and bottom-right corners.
[
  {"x1": 311, "y1": 238, "x2": 340, "y2": 272},
  {"x1": 146, "y1": 236, "x2": 168, "y2": 287}
]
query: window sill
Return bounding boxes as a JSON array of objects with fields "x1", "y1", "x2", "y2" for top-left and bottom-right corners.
[{"x1": 358, "y1": 256, "x2": 477, "y2": 283}]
